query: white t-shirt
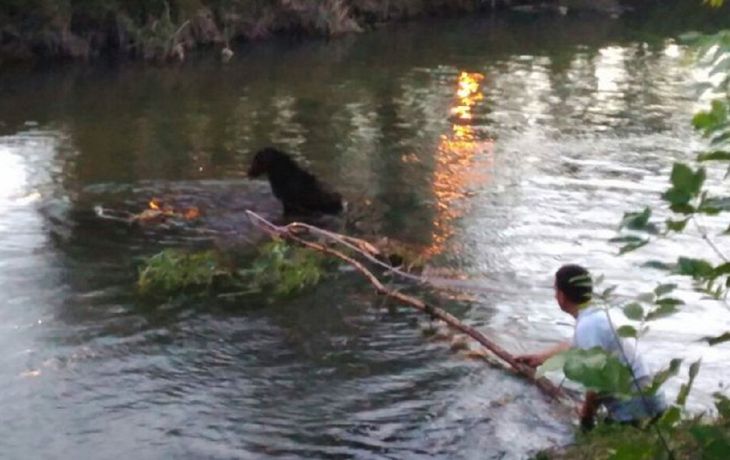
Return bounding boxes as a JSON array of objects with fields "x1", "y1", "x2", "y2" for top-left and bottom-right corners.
[{"x1": 573, "y1": 305, "x2": 650, "y2": 380}]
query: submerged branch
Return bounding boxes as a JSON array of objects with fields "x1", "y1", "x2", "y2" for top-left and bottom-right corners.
[{"x1": 246, "y1": 210, "x2": 568, "y2": 401}]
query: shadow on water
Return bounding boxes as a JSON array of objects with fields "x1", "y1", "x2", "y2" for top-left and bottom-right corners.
[{"x1": 1, "y1": 7, "x2": 730, "y2": 459}]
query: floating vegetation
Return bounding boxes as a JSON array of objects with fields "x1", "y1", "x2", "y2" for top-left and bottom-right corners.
[
  {"x1": 136, "y1": 239, "x2": 332, "y2": 300},
  {"x1": 239, "y1": 239, "x2": 332, "y2": 298},
  {"x1": 138, "y1": 249, "x2": 231, "y2": 297}
]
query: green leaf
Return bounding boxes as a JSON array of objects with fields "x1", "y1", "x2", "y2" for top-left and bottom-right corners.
[
  {"x1": 693, "y1": 100, "x2": 729, "y2": 135},
  {"x1": 705, "y1": 0, "x2": 727, "y2": 9},
  {"x1": 670, "y1": 163, "x2": 694, "y2": 192},
  {"x1": 714, "y1": 263, "x2": 730, "y2": 277},
  {"x1": 702, "y1": 331, "x2": 730, "y2": 345},
  {"x1": 620, "y1": 240, "x2": 650, "y2": 254},
  {"x1": 706, "y1": 197, "x2": 730, "y2": 211},
  {"x1": 693, "y1": 167, "x2": 707, "y2": 195},
  {"x1": 645, "y1": 358, "x2": 682, "y2": 395},
  {"x1": 676, "y1": 359, "x2": 702, "y2": 406},
  {"x1": 654, "y1": 283, "x2": 677, "y2": 297},
  {"x1": 677, "y1": 257, "x2": 715, "y2": 279},
  {"x1": 655, "y1": 297, "x2": 684, "y2": 307},
  {"x1": 646, "y1": 303, "x2": 682, "y2": 321},
  {"x1": 714, "y1": 392, "x2": 730, "y2": 421},
  {"x1": 608, "y1": 441, "x2": 657, "y2": 460},
  {"x1": 137, "y1": 249, "x2": 227, "y2": 297},
  {"x1": 562, "y1": 348, "x2": 634, "y2": 395},
  {"x1": 688, "y1": 358, "x2": 701, "y2": 377},
  {"x1": 610, "y1": 235, "x2": 646, "y2": 243},
  {"x1": 536, "y1": 353, "x2": 567, "y2": 378},
  {"x1": 623, "y1": 302, "x2": 644, "y2": 321},
  {"x1": 665, "y1": 218, "x2": 690, "y2": 232},
  {"x1": 610, "y1": 236, "x2": 651, "y2": 254},
  {"x1": 697, "y1": 150, "x2": 730, "y2": 161},
  {"x1": 601, "y1": 285, "x2": 617, "y2": 298},
  {"x1": 666, "y1": 164, "x2": 705, "y2": 205},
  {"x1": 662, "y1": 187, "x2": 692, "y2": 207},
  {"x1": 657, "y1": 406, "x2": 682, "y2": 430},
  {"x1": 669, "y1": 202, "x2": 696, "y2": 214},
  {"x1": 619, "y1": 208, "x2": 652, "y2": 231},
  {"x1": 694, "y1": 112, "x2": 717, "y2": 133},
  {"x1": 689, "y1": 425, "x2": 730, "y2": 460},
  {"x1": 617, "y1": 325, "x2": 638, "y2": 338},
  {"x1": 699, "y1": 196, "x2": 730, "y2": 214},
  {"x1": 642, "y1": 260, "x2": 676, "y2": 271}
]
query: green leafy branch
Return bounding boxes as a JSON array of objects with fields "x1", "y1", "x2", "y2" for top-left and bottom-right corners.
[{"x1": 136, "y1": 239, "x2": 332, "y2": 300}]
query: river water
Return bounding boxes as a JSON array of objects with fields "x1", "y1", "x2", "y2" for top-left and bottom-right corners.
[{"x1": 1, "y1": 10, "x2": 729, "y2": 460}]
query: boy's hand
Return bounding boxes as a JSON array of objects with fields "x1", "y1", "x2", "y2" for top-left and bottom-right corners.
[
  {"x1": 515, "y1": 342, "x2": 571, "y2": 368},
  {"x1": 515, "y1": 353, "x2": 546, "y2": 368}
]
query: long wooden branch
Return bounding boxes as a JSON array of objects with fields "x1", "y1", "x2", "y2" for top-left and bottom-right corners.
[
  {"x1": 246, "y1": 211, "x2": 567, "y2": 401},
  {"x1": 286, "y1": 221, "x2": 502, "y2": 294}
]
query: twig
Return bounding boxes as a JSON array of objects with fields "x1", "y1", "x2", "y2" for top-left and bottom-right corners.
[
  {"x1": 173, "y1": 20, "x2": 191, "y2": 41},
  {"x1": 246, "y1": 210, "x2": 568, "y2": 401},
  {"x1": 692, "y1": 215, "x2": 729, "y2": 263},
  {"x1": 94, "y1": 205, "x2": 135, "y2": 223},
  {"x1": 270, "y1": 218, "x2": 498, "y2": 294}
]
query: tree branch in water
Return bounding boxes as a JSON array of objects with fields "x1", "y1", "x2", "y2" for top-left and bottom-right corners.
[{"x1": 246, "y1": 210, "x2": 568, "y2": 401}]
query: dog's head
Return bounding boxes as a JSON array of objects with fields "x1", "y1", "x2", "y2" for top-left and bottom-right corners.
[{"x1": 247, "y1": 147, "x2": 293, "y2": 178}]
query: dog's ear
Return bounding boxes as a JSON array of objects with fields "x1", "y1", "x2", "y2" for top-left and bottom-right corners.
[
  {"x1": 248, "y1": 149, "x2": 272, "y2": 177},
  {"x1": 247, "y1": 158, "x2": 263, "y2": 178}
]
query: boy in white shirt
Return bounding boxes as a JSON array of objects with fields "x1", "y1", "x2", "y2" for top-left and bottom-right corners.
[{"x1": 517, "y1": 264, "x2": 666, "y2": 429}]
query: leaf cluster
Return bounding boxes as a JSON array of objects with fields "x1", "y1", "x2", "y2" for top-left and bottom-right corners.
[
  {"x1": 138, "y1": 248, "x2": 229, "y2": 296},
  {"x1": 136, "y1": 239, "x2": 332, "y2": 300},
  {"x1": 538, "y1": 347, "x2": 635, "y2": 396},
  {"x1": 239, "y1": 238, "x2": 331, "y2": 298},
  {"x1": 537, "y1": 399, "x2": 730, "y2": 460}
]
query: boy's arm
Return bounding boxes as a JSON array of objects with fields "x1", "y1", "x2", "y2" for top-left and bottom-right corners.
[{"x1": 515, "y1": 341, "x2": 572, "y2": 367}]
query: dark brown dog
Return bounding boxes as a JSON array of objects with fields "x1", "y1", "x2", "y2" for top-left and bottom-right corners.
[{"x1": 248, "y1": 147, "x2": 344, "y2": 216}]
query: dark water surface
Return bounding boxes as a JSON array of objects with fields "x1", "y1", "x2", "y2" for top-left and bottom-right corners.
[{"x1": 1, "y1": 11, "x2": 729, "y2": 460}]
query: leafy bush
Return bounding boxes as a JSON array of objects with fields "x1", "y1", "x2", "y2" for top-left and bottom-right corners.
[
  {"x1": 0, "y1": 0, "x2": 489, "y2": 60},
  {"x1": 538, "y1": 407, "x2": 730, "y2": 460}
]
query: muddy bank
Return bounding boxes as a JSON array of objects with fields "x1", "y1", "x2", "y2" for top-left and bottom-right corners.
[{"x1": 0, "y1": 0, "x2": 633, "y2": 63}]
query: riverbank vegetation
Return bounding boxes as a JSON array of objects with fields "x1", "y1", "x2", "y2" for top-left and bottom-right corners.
[
  {"x1": 4, "y1": 0, "x2": 717, "y2": 63},
  {"x1": 536, "y1": 404, "x2": 730, "y2": 459},
  {"x1": 0, "y1": 0, "x2": 495, "y2": 62}
]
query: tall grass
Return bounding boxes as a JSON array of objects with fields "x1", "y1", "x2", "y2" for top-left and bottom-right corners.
[{"x1": 0, "y1": 0, "x2": 490, "y2": 61}]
